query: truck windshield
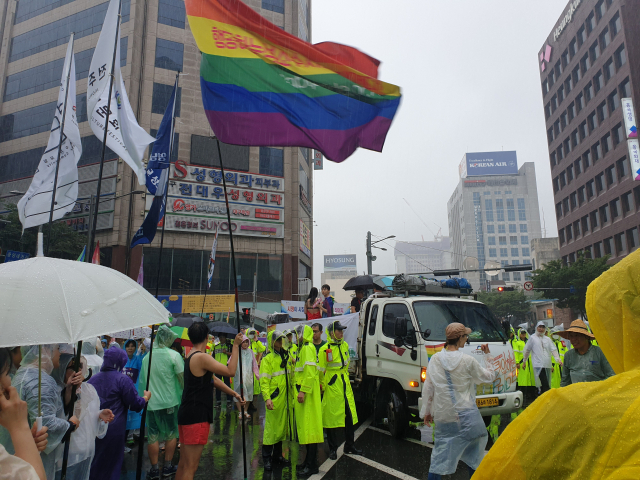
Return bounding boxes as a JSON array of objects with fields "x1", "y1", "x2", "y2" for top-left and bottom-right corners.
[{"x1": 412, "y1": 301, "x2": 505, "y2": 342}]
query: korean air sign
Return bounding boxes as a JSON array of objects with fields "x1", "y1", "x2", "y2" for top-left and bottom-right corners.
[{"x1": 464, "y1": 151, "x2": 518, "y2": 177}]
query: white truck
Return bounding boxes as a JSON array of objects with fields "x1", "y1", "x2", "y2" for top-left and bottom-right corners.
[{"x1": 350, "y1": 284, "x2": 523, "y2": 438}]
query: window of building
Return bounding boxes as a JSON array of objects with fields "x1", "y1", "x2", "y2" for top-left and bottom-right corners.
[
  {"x1": 559, "y1": 229, "x2": 566, "y2": 245},
  {"x1": 556, "y1": 202, "x2": 563, "y2": 220},
  {"x1": 590, "y1": 41, "x2": 601, "y2": 63},
  {"x1": 588, "y1": 110, "x2": 598, "y2": 131},
  {"x1": 155, "y1": 39, "x2": 184, "y2": 71},
  {"x1": 496, "y1": 199, "x2": 504, "y2": 222},
  {"x1": 508, "y1": 224, "x2": 516, "y2": 233},
  {"x1": 593, "y1": 142, "x2": 603, "y2": 162},
  {"x1": 513, "y1": 271, "x2": 522, "y2": 282},
  {"x1": 14, "y1": 0, "x2": 77, "y2": 24},
  {"x1": 620, "y1": 77, "x2": 631, "y2": 98},
  {"x1": 151, "y1": 83, "x2": 182, "y2": 117},
  {"x1": 520, "y1": 224, "x2": 527, "y2": 233},
  {"x1": 485, "y1": 200, "x2": 494, "y2": 222},
  {"x1": 488, "y1": 237, "x2": 496, "y2": 246},
  {"x1": 517, "y1": 198, "x2": 526, "y2": 221},
  {"x1": 582, "y1": 215, "x2": 591, "y2": 233},
  {"x1": 299, "y1": 165, "x2": 309, "y2": 196},
  {"x1": 549, "y1": 70, "x2": 556, "y2": 88},
  {"x1": 499, "y1": 236, "x2": 507, "y2": 245},
  {"x1": 611, "y1": 197, "x2": 621, "y2": 220},
  {"x1": 578, "y1": 186, "x2": 586, "y2": 205},
  {"x1": 510, "y1": 248, "x2": 518, "y2": 257},
  {"x1": 158, "y1": 0, "x2": 185, "y2": 28},
  {"x1": 8, "y1": 1, "x2": 131, "y2": 62},
  {"x1": 595, "y1": 0, "x2": 606, "y2": 20},
  {"x1": 605, "y1": 165, "x2": 616, "y2": 186},
  {"x1": 521, "y1": 235, "x2": 529, "y2": 245},
  {"x1": 598, "y1": 101, "x2": 609, "y2": 122},
  {"x1": 569, "y1": 102, "x2": 577, "y2": 122},
  {"x1": 593, "y1": 241, "x2": 603, "y2": 257},
  {"x1": 603, "y1": 236, "x2": 614, "y2": 256},
  {"x1": 561, "y1": 49, "x2": 570, "y2": 69},
  {"x1": 615, "y1": 45, "x2": 627, "y2": 69},
  {"x1": 555, "y1": 61, "x2": 563, "y2": 78},
  {"x1": 506, "y1": 199, "x2": 515, "y2": 221},
  {"x1": 569, "y1": 38, "x2": 578, "y2": 58},
  {"x1": 190, "y1": 135, "x2": 250, "y2": 170},
  {"x1": 570, "y1": 192, "x2": 577, "y2": 209},
  {"x1": 487, "y1": 225, "x2": 495, "y2": 233},
  {"x1": 613, "y1": 123, "x2": 624, "y2": 145},
  {"x1": 602, "y1": 133, "x2": 613, "y2": 155},
  {"x1": 522, "y1": 247, "x2": 530, "y2": 257},
  {"x1": 576, "y1": 92, "x2": 585, "y2": 111},
  {"x1": 498, "y1": 224, "x2": 506, "y2": 234},
  {"x1": 259, "y1": 147, "x2": 284, "y2": 176},
  {"x1": 572, "y1": 66, "x2": 581, "y2": 85},
  {"x1": 578, "y1": 26, "x2": 587, "y2": 46},
  {"x1": 574, "y1": 220, "x2": 582, "y2": 237},
  {"x1": 547, "y1": 128, "x2": 554, "y2": 144},
  {"x1": 567, "y1": 165, "x2": 574, "y2": 183},
  {"x1": 615, "y1": 158, "x2": 628, "y2": 182},
  {"x1": 558, "y1": 85, "x2": 565, "y2": 104},
  {"x1": 553, "y1": 177, "x2": 560, "y2": 193},
  {"x1": 581, "y1": 54, "x2": 591, "y2": 77},
  {"x1": 605, "y1": 58, "x2": 616, "y2": 82},
  {"x1": 567, "y1": 225, "x2": 573, "y2": 242},
  {"x1": 586, "y1": 179, "x2": 595, "y2": 199},
  {"x1": 262, "y1": 0, "x2": 284, "y2": 13},
  {"x1": 600, "y1": 28, "x2": 611, "y2": 50},
  {"x1": 591, "y1": 209, "x2": 600, "y2": 230},
  {"x1": 583, "y1": 150, "x2": 592, "y2": 169},
  {"x1": 543, "y1": 80, "x2": 549, "y2": 95},
  {"x1": 550, "y1": 152, "x2": 557, "y2": 168},
  {"x1": 565, "y1": 76, "x2": 573, "y2": 94},
  {"x1": 600, "y1": 204, "x2": 610, "y2": 223},
  {"x1": 595, "y1": 172, "x2": 605, "y2": 193},
  {"x1": 510, "y1": 235, "x2": 518, "y2": 245},
  {"x1": 594, "y1": 71, "x2": 604, "y2": 93},
  {"x1": 575, "y1": 158, "x2": 583, "y2": 176},
  {"x1": 610, "y1": 12, "x2": 621, "y2": 36},
  {"x1": 489, "y1": 248, "x2": 497, "y2": 258},
  {"x1": 627, "y1": 228, "x2": 639, "y2": 252},
  {"x1": 621, "y1": 190, "x2": 633, "y2": 215},
  {"x1": 500, "y1": 248, "x2": 508, "y2": 258}
]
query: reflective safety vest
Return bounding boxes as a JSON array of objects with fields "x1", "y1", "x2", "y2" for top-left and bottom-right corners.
[
  {"x1": 251, "y1": 340, "x2": 266, "y2": 395},
  {"x1": 259, "y1": 349, "x2": 294, "y2": 445},
  {"x1": 318, "y1": 340, "x2": 358, "y2": 428},
  {"x1": 294, "y1": 325, "x2": 323, "y2": 444}
]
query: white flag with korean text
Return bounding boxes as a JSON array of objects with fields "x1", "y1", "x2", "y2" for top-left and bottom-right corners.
[
  {"x1": 87, "y1": 0, "x2": 154, "y2": 185},
  {"x1": 17, "y1": 35, "x2": 82, "y2": 230}
]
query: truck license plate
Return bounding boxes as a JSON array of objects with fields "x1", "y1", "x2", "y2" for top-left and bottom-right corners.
[{"x1": 476, "y1": 397, "x2": 499, "y2": 408}]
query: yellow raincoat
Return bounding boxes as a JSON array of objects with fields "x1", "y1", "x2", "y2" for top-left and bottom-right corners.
[
  {"x1": 247, "y1": 328, "x2": 265, "y2": 396},
  {"x1": 294, "y1": 325, "x2": 324, "y2": 445},
  {"x1": 513, "y1": 330, "x2": 536, "y2": 387},
  {"x1": 475, "y1": 249, "x2": 640, "y2": 480},
  {"x1": 259, "y1": 330, "x2": 294, "y2": 445},
  {"x1": 318, "y1": 336, "x2": 358, "y2": 428}
]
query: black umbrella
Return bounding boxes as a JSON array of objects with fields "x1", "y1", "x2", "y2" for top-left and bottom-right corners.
[
  {"x1": 208, "y1": 321, "x2": 239, "y2": 336},
  {"x1": 171, "y1": 314, "x2": 201, "y2": 328},
  {"x1": 343, "y1": 274, "x2": 376, "y2": 291}
]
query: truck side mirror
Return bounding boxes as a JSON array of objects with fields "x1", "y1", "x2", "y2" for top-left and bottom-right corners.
[{"x1": 394, "y1": 318, "x2": 407, "y2": 338}]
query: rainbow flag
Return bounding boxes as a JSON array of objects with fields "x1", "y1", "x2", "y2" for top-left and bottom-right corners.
[
  {"x1": 425, "y1": 343, "x2": 445, "y2": 360},
  {"x1": 185, "y1": 0, "x2": 401, "y2": 162}
]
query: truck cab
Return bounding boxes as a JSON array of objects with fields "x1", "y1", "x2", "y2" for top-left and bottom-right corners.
[{"x1": 353, "y1": 287, "x2": 523, "y2": 438}]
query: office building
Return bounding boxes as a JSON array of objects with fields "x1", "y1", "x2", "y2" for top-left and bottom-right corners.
[
  {"x1": 447, "y1": 152, "x2": 542, "y2": 291},
  {"x1": 394, "y1": 236, "x2": 451, "y2": 275},
  {"x1": 531, "y1": 237, "x2": 561, "y2": 270},
  {"x1": 0, "y1": 0, "x2": 313, "y2": 306},
  {"x1": 540, "y1": 0, "x2": 640, "y2": 264}
]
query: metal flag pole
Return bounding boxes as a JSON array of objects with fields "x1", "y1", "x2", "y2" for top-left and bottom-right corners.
[
  {"x1": 135, "y1": 71, "x2": 179, "y2": 480},
  {"x1": 216, "y1": 138, "x2": 248, "y2": 480},
  {"x1": 60, "y1": 340, "x2": 83, "y2": 480},
  {"x1": 87, "y1": 0, "x2": 122, "y2": 262},
  {"x1": 46, "y1": 33, "x2": 74, "y2": 256}
]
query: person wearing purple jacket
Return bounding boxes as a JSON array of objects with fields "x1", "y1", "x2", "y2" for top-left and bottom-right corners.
[{"x1": 88, "y1": 348, "x2": 151, "y2": 480}]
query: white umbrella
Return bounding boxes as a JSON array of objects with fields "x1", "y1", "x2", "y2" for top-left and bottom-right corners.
[
  {"x1": 109, "y1": 327, "x2": 152, "y2": 340},
  {"x1": 0, "y1": 255, "x2": 170, "y2": 348}
]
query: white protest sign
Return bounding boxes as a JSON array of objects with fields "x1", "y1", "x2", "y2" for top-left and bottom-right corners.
[
  {"x1": 333, "y1": 303, "x2": 350, "y2": 315},
  {"x1": 281, "y1": 300, "x2": 305, "y2": 319}
]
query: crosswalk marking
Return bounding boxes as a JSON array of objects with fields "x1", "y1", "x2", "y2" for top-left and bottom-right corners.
[{"x1": 344, "y1": 454, "x2": 420, "y2": 480}]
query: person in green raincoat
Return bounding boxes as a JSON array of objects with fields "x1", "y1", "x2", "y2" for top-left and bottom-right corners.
[
  {"x1": 318, "y1": 320, "x2": 362, "y2": 460},
  {"x1": 549, "y1": 329, "x2": 568, "y2": 389},
  {"x1": 259, "y1": 330, "x2": 293, "y2": 471},
  {"x1": 246, "y1": 328, "x2": 265, "y2": 409},
  {"x1": 293, "y1": 324, "x2": 324, "y2": 477},
  {"x1": 513, "y1": 329, "x2": 536, "y2": 404}
]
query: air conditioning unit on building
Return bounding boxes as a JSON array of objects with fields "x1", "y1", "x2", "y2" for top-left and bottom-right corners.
[{"x1": 298, "y1": 277, "x2": 312, "y2": 297}]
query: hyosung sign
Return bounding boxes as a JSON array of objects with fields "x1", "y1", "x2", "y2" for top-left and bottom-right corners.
[
  {"x1": 464, "y1": 151, "x2": 518, "y2": 177},
  {"x1": 324, "y1": 254, "x2": 357, "y2": 272}
]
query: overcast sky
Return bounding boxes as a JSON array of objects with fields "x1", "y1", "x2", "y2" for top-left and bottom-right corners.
[{"x1": 310, "y1": 0, "x2": 567, "y2": 286}]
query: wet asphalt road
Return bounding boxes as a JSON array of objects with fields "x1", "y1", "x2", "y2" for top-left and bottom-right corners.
[{"x1": 120, "y1": 393, "x2": 473, "y2": 480}]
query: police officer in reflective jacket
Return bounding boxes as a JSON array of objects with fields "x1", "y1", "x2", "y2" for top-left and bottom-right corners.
[{"x1": 318, "y1": 320, "x2": 363, "y2": 459}]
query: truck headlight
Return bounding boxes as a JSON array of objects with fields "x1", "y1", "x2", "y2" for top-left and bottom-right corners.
[{"x1": 514, "y1": 397, "x2": 521, "y2": 408}]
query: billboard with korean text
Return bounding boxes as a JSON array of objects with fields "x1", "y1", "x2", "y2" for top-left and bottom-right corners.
[{"x1": 464, "y1": 151, "x2": 518, "y2": 177}]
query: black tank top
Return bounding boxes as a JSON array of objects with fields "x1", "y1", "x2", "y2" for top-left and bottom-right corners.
[{"x1": 178, "y1": 351, "x2": 214, "y2": 425}]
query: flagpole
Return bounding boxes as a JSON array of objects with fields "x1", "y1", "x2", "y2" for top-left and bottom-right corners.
[
  {"x1": 135, "y1": 71, "x2": 179, "y2": 480},
  {"x1": 46, "y1": 33, "x2": 74, "y2": 256},
  {"x1": 87, "y1": 0, "x2": 121, "y2": 262},
  {"x1": 216, "y1": 138, "x2": 248, "y2": 480}
]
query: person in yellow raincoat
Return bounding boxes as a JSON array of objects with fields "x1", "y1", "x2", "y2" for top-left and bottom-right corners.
[
  {"x1": 293, "y1": 324, "x2": 324, "y2": 477},
  {"x1": 259, "y1": 330, "x2": 293, "y2": 471},
  {"x1": 246, "y1": 328, "x2": 265, "y2": 409},
  {"x1": 318, "y1": 320, "x2": 362, "y2": 460},
  {"x1": 474, "y1": 249, "x2": 640, "y2": 480},
  {"x1": 513, "y1": 329, "x2": 536, "y2": 404},
  {"x1": 549, "y1": 329, "x2": 568, "y2": 389}
]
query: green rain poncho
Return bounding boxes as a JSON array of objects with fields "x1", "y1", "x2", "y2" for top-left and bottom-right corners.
[
  {"x1": 475, "y1": 249, "x2": 640, "y2": 479},
  {"x1": 294, "y1": 325, "x2": 323, "y2": 445},
  {"x1": 318, "y1": 321, "x2": 358, "y2": 428},
  {"x1": 138, "y1": 325, "x2": 184, "y2": 410},
  {"x1": 259, "y1": 330, "x2": 294, "y2": 445},
  {"x1": 0, "y1": 344, "x2": 71, "y2": 480}
]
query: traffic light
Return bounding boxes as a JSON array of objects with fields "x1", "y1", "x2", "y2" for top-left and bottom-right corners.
[
  {"x1": 497, "y1": 286, "x2": 504, "y2": 292},
  {"x1": 242, "y1": 308, "x2": 251, "y2": 324},
  {"x1": 497, "y1": 286, "x2": 515, "y2": 292}
]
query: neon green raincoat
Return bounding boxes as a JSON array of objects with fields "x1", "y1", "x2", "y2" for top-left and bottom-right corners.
[
  {"x1": 259, "y1": 330, "x2": 294, "y2": 446},
  {"x1": 475, "y1": 249, "x2": 640, "y2": 479},
  {"x1": 550, "y1": 336, "x2": 568, "y2": 389},
  {"x1": 294, "y1": 325, "x2": 324, "y2": 445},
  {"x1": 247, "y1": 328, "x2": 265, "y2": 396},
  {"x1": 318, "y1": 326, "x2": 358, "y2": 428},
  {"x1": 513, "y1": 329, "x2": 535, "y2": 387}
]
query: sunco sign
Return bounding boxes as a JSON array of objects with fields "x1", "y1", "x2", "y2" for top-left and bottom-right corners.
[
  {"x1": 464, "y1": 178, "x2": 518, "y2": 188},
  {"x1": 554, "y1": 0, "x2": 582, "y2": 42}
]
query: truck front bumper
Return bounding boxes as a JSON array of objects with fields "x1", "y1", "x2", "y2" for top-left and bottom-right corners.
[{"x1": 417, "y1": 390, "x2": 524, "y2": 417}]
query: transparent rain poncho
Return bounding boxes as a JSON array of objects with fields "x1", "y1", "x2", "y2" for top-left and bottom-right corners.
[
  {"x1": 53, "y1": 354, "x2": 108, "y2": 480},
  {"x1": 420, "y1": 349, "x2": 497, "y2": 475},
  {"x1": 233, "y1": 335, "x2": 259, "y2": 402},
  {"x1": 81, "y1": 338, "x2": 104, "y2": 377},
  {"x1": 0, "y1": 344, "x2": 71, "y2": 480}
]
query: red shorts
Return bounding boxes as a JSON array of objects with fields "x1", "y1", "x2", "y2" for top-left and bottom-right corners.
[{"x1": 178, "y1": 422, "x2": 210, "y2": 445}]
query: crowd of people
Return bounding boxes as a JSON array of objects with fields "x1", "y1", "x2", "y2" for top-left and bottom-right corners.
[{"x1": 0, "y1": 313, "x2": 361, "y2": 480}]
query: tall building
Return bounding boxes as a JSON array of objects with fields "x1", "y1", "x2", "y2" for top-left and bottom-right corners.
[
  {"x1": 393, "y1": 236, "x2": 451, "y2": 275},
  {"x1": 0, "y1": 0, "x2": 313, "y2": 307},
  {"x1": 447, "y1": 152, "x2": 542, "y2": 291},
  {"x1": 320, "y1": 254, "x2": 357, "y2": 304},
  {"x1": 540, "y1": 0, "x2": 640, "y2": 265}
]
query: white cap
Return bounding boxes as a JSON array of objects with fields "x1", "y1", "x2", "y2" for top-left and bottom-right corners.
[{"x1": 536, "y1": 321, "x2": 546, "y2": 328}]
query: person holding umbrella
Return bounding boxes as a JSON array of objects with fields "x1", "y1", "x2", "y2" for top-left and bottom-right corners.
[
  {"x1": 0, "y1": 345, "x2": 80, "y2": 480},
  {"x1": 209, "y1": 322, "x2": 236, "y2": 408}
]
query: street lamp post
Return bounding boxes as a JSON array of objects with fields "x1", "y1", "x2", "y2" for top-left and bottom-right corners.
[{"x1": 366, "y1": 232, "x2": 395, "y2": 275}]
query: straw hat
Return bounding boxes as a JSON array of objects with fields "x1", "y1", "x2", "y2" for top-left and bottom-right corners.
[{"x1": 557, "y1": 319, "x2": 595, "y2": 339}]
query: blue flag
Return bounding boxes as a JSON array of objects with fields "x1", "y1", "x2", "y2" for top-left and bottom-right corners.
[{"x1": 130, "y1": 79, "x2": 177, "y2": 248}]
